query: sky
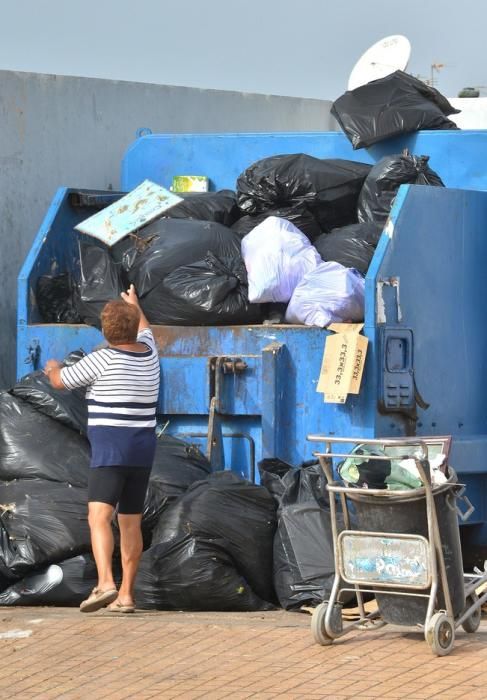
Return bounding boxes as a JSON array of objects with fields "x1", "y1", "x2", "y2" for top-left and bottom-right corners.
[{"x1": 0, "y1": 0, "x2": 485, "y2": 100}]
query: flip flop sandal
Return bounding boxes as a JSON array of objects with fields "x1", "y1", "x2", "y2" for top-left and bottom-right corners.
[
  {"x1": 107, "y1": 601, "x2": 136, "y2": 614},
  {"x1": 80, "y1": 587, "x2": 118, "y2": 613}
]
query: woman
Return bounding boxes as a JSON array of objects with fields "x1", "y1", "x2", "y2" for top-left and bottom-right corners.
[{"x1": 45, "y1": 285, "x2": 160, "y2": 613}]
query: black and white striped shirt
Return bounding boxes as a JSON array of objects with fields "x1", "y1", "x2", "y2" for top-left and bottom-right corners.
[{"x1": 60, "y1": 328, "x2": 160, "y2": 468}]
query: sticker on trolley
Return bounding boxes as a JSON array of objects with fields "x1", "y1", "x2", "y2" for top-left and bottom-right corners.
[{"x1": 339, "y1": 532, "x2": 431, "y2": 588}]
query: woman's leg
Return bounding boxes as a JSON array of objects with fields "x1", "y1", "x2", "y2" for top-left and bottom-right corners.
[{"x1": 88, "y1": 501, "x2": 117, "y2": 591}]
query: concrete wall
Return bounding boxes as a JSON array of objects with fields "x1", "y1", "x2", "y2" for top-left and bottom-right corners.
[{"x1": 0, "y1": 70, "x2": 334, "y2": 388}]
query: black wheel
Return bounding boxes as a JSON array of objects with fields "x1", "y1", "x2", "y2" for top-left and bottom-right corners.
[
  {"x1": 311, "y1": 603, "x2": 333, "y2": 646},
  {"x1": 426, "y1": 612, "x2": 455, "y2": 656},
  {"x1": 462, "y1": 594, "x2": 481, "y2": 634}
]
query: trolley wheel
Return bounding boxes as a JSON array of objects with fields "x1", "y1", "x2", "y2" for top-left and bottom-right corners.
[
  {"x1": 310, "y1": 602, "x2": 341, "y2": 646},
  {"x1": 462, "y1": 594, "x2": 481, "y2": 634},
  {"x1": 426, "y1": 612, "x2": 455, "y2": 656}
]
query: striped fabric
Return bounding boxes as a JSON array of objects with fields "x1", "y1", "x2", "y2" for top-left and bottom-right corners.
[{"x1": 61, "y1": 328, "x2": 160, "y2": 429}]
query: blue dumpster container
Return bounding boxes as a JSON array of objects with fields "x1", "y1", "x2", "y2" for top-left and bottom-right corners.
[{"x1": 17, "y1": 131, "x2": 487, "y2": 546}]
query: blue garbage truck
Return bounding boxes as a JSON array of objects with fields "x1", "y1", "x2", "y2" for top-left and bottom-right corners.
[{"x1": 17, "y1": 130, "x2": 487, "y2": 552}]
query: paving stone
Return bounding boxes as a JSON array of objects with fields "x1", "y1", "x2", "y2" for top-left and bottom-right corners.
[{"x1": 0, "y1": 608, "x2": 485, "y2": 698}]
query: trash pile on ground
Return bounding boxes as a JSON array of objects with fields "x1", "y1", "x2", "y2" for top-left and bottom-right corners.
[
  {"x1": 0, "y1": 359, "x2": 282, "y2": 609},
  {"x1": 0, "y1": 353, "x2": 346, "y2": 610}
]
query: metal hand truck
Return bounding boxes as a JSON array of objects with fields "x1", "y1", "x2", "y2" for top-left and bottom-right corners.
[{"x1": 306, "y1": 435, "x2": 487, "y2": 656}]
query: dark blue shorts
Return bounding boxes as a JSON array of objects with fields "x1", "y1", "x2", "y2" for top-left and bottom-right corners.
[{"x1": 88, "y1": 466, "x2": 151, "y2": 514}]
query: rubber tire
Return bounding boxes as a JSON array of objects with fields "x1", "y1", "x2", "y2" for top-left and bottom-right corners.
[
  {"x1": 426, "y1": 612, "x2": 455, "y2": 656},
  {"x1": 461, "y1": 594, "x2": 481, "y2": 634},
  {"x1": 311, "y1": 603, "x2": 334, "y2": 646}
]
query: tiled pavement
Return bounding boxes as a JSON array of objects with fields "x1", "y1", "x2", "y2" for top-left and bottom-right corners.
[{"x1": 0, "y1": 607, "x2": 486, "y2": 700}]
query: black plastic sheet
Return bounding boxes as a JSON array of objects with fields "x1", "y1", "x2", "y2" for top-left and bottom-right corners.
[
  {"x1": 36, "y1": 274, "x2": 82, "y2": 324},
  {"x1": 0, "y1": 479, "x2": 90, "y2": 582},
  {"x1": 136, "y1": 472, "x2": 277, "y2": 610},
  {"x1": 313, "y1": 224, "x2": 381, "y2": 275},
  {"x1": 236, "y1": 154, "x2": 371, "y2": 232},
  {"x1": 119, "y1": 218, "x2": 242, "y2": 298},
  {"x1": 10, "y1": 351, "x2": 88, "y2": 434},
  {"x1": 75, "y1": 242, "x2": 124, "y2": 327},
  {"x1": 357, "y1": 152, "x2": 445, "y2": 225},
  {"x1": 231, "y1": 205, "x2": 321, "y2": 241},
  {"x1": 165, "y1": 190, "x2": 241, "y2": 227},
  {"x1": 142, "y1": 434, "x2": 211, "y2": 535},
  {"x1": 260, "y1": 459, "x2": 339, "y2": 610},
  {"x1": 0, "y1": 554, "x2": 98, "y2": 605},
  {"x1": 160, "y1": 251, "x2": 262, "y2": 325},
  {"x1": 0, "y1": 392, "x2": 90, "y2": 485},
  {"x1": 136, "y1": 537, "x2": 273, "y2": 612},
  {"x1": 331, "y1": 71, "x2": 460, "y2": 150},
  {"x1": 118, "y1": 218, "x2": 261, "y2": 325}
]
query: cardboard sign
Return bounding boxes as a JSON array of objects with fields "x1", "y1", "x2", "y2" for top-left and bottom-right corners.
[{"x1": 317, "y1": 323, "x2": 368, "y2": 403}]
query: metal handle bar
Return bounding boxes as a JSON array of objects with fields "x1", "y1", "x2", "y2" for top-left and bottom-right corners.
[
  {"x1": 313, "y1": 451, "x2": 418, "y2": 461},
  {"x1": 308, "y1": 434, "x2": 429, "y2": 459},
  {"x1": 326, "y1": 484, "x2": 430, "y2": 498},
  {"x1": 308, "y1": 434, "x2": 429, "y2": 461}
]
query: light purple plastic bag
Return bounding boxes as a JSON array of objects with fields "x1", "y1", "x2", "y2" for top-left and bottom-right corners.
[
  {"x1": 285, "y1": 261, "x2": 365, "y2": 327},
  {"x1": 241, "y1": 216, "x2": 322, "y2": 303}
]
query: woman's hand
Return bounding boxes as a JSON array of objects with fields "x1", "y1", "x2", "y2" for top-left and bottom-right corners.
[
  {"x1": 44, "y1": 359, "x2": 62, "y2": 375},
  {"x1": 121, "y1": 284, "x2": 140, "y2": 308},
  {"x1": 43, "y1": 359, "x2": 64, "y2": 389},
  {"x1": 121, "y1": 284, "x2": 150, "y2": 331}
]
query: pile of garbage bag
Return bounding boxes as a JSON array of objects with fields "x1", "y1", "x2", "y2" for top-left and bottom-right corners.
[
  {"x1": 0, "y1": 359, "x2": 286, "y2": 610},
  {"x1": 0, "y1": 353, "x2": 345, "y2": 612},
  {"x1": 35, "y1": 142, "x2": 445, "y2": 330},
  {"x1": 136, "y1": 471, "x2": 277, "y2": 610}
]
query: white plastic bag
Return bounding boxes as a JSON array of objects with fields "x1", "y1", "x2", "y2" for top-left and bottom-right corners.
[
  {"x1": 241, "y1": 216, "x2": 321, "y2": 303},
  {"x1": 285, "y1": 261, "x2": 365, "y2": 327}
]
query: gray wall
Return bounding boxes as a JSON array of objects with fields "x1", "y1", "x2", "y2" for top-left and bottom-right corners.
[{"x1": 0, "y1": 69, "x2": 333, "y2": 387}]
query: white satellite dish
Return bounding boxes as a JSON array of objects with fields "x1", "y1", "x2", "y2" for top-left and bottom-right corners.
[{"x1": 348, "y1": 35, "x2": 411, "y2": 91}]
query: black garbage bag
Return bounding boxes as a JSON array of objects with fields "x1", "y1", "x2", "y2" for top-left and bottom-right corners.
[
  {"x1": 231, "y1": 204, "x2": 321, "y2": 241},
  {"x1": 313, "y1": 224, "x2": 382, "y2": 275},
  {"x1": 0, "y1": 392, "x2": 90, "y2": 485},
  {"x1": 236, "y1": 154, "x2": 371, "y2": 232},
  {"x1": 260, "y1": 458, "x2": 340, "y2": 610},
  {"x1": 0, "y1": 479, "x2": 90, "y2": 582},
  {"x1": 165, "y1": 190, "x2": 241, "y2": 227},
  {"x1": 118, "y1": 218, "x2": 242, "y2": 298},
  {"x1": 118, "y1": 218, "x2": 262, "y2": 325},
  {"x1": 0, "y1": 554, "x2": 98, "y2": 605},
  {"x1": 10, "y1": 351, "x2": 88, "y2": 434},
  {"x1": 331, "y1": 70, "x2": 460, "y2": 150},
  {"x1": 75, "y1": 242, "x2": 124, "y2": 327},
  {"x1": 36, "y1": 274, "x2": 82, "y2": 324},
  {"x1": 357, "y1": 151, "x2": 445, "y2": 225},
  {"x1": 142, "y1": 434, "x2": 211, "y2": 535},
  {"x1": 158, "y1": 251, "x2": 263, "y2": 325},
  {"x1": 135, "y1": 538, "x2": 273, "y2": 612},
  {"x1": 136, "y1": 472, "x2": 277, "y2": 609}
]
